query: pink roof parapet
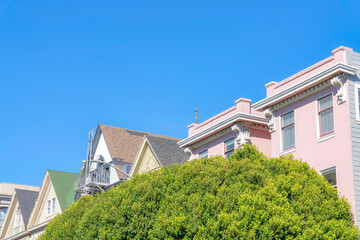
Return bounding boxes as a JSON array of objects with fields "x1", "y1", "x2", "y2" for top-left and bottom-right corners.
[
  {"x1": 253, "y1": 46, "x2": 357, "y2": 112},
  {"x1": 178, "y1": 98, "x2": 270, "y2": 154}
]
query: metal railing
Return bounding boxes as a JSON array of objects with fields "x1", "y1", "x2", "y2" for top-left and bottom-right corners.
[{"x1": 75, "y1": 167, "x2": 110, "y2": 193}]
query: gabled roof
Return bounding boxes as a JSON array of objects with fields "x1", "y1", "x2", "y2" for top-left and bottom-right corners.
[
  {"x1": 0, "y1": 188, "x2": 39, "y2": 239},
  {"x1": 48, "y1": 170, "x2": 78, "y2": 211},
  {"x1": 130, "y1": 135, "x2": 187, "y2": 177},
  {"x1": 146, "y1": 136, "x2": 187, "y2": 167},
  {"x1": 15, "y1": 189, "x2": 38, "y2": 228},
  {"x1": 98, "y1": 124, "x2": 182, "y2": 178},
  {"x1": 27, "y1": 169, "x2": 78, "y2": 231}
]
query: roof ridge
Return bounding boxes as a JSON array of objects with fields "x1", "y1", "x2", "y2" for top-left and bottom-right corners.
[
  {"x1": 99, "y1": 123, "x2": 182, "y2": 141},
  {"x1": 47, "y1": 169, "x2": 78, "y2": 175},
  {"x1": 15, "y1": 189, "x2": 39, "y2": 193}
]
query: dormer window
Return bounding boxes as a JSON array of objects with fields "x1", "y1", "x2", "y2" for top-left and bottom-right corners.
[
  {"x1": 47, "y1": 197, "x2": 56, "y2": 216},
  {"x1": 14, "y1": 207, "x2": 22, "y2": 233},
  {"x1": 15, "y1": 209, "x2": 21, "y2": 227}
]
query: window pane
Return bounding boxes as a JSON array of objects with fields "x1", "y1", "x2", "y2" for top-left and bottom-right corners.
[
  {"x1": 283, "y1": 125, "x2": 295, "y2": 149},
  {"x1": 321, "y1": 168, "x2": 337, "y2": 187},
  {"x1": 225, "y1": 139, "x2": 234, "y2": 152},
  {"x1": 225, "y1": 150, "x2": 234, "y2": 159},
  {"x1": 199, "y1": 150, "x2": 208, "y2": 158},
  {"x1": 319, "y1": 95, "x2": 333, "y2": 112},
  {"x1": 282, "y1": 112, "x2": 294, "y2": 127},
  {"x1": 320, "y1": 109, "x2": 334, "y2": 136},
  {"x1": 0, "y1": 208, "x2": 6, "y2": 228},
  {"x1": 52, "y1": 198, "x2": 56, "y2": 213},
  {"x1": 47, "y1": 200, "x2": 51, "y2": 214}
]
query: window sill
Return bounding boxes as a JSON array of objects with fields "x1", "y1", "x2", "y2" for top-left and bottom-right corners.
[
  {"x1": 317, "y1": 133, "x2": 335, "y2": 143},
  {"x1": 46, "y1": 213, "x2": 55, "y2": 218},
  {"x1": 356, "y1": 120, "x2": 360, "y2": 125},
  {"x1": 280, "y1": 148, "x2": 296, "y2": 156}
]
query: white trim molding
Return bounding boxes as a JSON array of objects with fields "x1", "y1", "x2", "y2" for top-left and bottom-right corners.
[
  {"x1": 317, "y1": 133, "x2": 335, "y2": 143},
  {"x1": 184, "y1": 147, "x2": 194, "y2": 161},
  {"x1": 177, "y1": 112, "x2": 268, "y2": 148},
  {"x1": 280, "y1": 148, "x2": 296, "y2": 156},
  {"x1": 263, "y1": 107, "x2": 276, "y2": 132},
  {"x1": 231, "y1": 123, "x2": 250, "y2": 147},
  {"x1": 253, "y1": 63, "x2": 357, "y2": 111},
  {"x1": 330, "y1": 74, "x2": 347, "y2": 104}
]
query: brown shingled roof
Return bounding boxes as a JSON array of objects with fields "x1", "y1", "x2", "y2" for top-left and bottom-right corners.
[{"x1": 98, "y1": 124, "x2": 182, "y2": 179}]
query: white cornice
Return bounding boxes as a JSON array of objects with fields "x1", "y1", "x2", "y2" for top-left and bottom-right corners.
[
  {"x1": 27, "y1": 219, "x2": 50, "y2": 233},
  {"x1": 253, "y1": 63, "x2": 358, "y2": 111},
  {"x1": 2, "y1": 230, "x2": 28, "y2": 240},
  {"x1": 177, "y1": 112, "x2": 268, "y2": 148}
]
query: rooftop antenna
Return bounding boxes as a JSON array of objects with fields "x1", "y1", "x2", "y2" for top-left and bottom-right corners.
[{"x1": 195, "y1": 107, "x2": 198, "y2": 124}]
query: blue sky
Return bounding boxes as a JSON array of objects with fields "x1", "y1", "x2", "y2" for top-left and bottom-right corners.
[{"x1": 1, "y1": 0, "x2": 360, "y2": 186}]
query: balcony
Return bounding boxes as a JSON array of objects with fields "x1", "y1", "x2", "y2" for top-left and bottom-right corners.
[{"x1": 75, "y1": 167, "x2": 110, "y2": 193}]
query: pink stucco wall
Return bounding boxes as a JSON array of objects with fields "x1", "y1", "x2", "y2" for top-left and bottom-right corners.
[
  {"x1": 188, "y1": 98, "x2": 266, "y2": 136},
  {"x1": 185, "y1": 97, "x2": 271, "y2": 159},
  {"x1": 194, "y1": 132, "x2": 238, "y2": 157},
  {"x1": 251, "y1": 128, "x2": 271, "y2": 156},
  {"x1": 193, "y1": 128, "x2": 271, "y2": 158},
  {"x1": 270, "y1": 85, "x2": 355, "y2": 214}
]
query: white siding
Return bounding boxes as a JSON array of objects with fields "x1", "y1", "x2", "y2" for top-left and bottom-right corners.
[
  {"x1": 93, "y1": 133, "x2": 119, "y2": 184},
  {"x1": 34, "y1": 183, "x2": 61, "y2": 226}
]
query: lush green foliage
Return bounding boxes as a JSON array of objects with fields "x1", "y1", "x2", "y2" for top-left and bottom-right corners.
[{"x1": 40, "y1": 145, "x2": 359, "y2": 239}]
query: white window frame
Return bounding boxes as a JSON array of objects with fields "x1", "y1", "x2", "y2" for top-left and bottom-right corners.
[
  {"x1": 279, "y1": 110, "x2": 295, "y2": 154},
  {"x1": 354, "y1": 83, "x2": 360, "y2": 123},
  {"x1": 316, "y1": 93, "x2": 335, "y2": 142},
  {"x1": 14, "y1": 208, "x2": 21, "y2": 228},
  {"x1": 320, "y1": 166, "x2": 337, "y2": 188},
  {"x1": 199, "y1": 149, "x2": 208, "y2": 159},
  {"x1": 224, "y1": 138, "x2": 235, "y2": 159},
  {"x1": 47, "y1": 197, "x2": 56, "y2": 216}
]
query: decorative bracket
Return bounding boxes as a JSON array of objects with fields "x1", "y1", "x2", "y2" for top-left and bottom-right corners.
[
  {"x1": 231, "y1": 122, "x2": 250, "y2": 147},
  {"x1": 184, "y1": 147, "x2": 194, "y2": 161},
  {"x1": 263, "y1": 108, "x2": 275, "y2": 132},
  {"x1": 330, "y1": 74, "x2": 347, "y2": 104}
]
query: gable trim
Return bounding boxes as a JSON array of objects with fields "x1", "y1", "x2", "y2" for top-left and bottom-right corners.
[{"x1": 129, "y1": 137, "x2": 161, "y2": 177}]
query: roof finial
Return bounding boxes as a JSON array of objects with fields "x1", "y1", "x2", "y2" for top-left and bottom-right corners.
[{"x1": 195, "y1": 107, "x2": 198, "y2": 124}]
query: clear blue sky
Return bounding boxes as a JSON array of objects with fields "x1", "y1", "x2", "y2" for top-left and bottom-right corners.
[{"x1": 1, "y1": 0, "x2": 360, "y2": 186}]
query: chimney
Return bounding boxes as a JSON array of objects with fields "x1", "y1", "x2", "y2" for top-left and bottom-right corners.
[
  {"x1": 235, "y1": 98, "x2": 251, "y2": 114},
  {"x1": 332, "y1": 46, "x2": 353, "y2": 63},
  {"x1": 265, "y1": 81, "x2": 277, "y2": 97}
]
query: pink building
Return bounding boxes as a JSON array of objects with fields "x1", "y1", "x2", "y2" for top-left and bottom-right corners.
[
  {"x1": 178, "y1": 98, "x2": 271, "y2": 160},
  {"x1": 253, "y1": 46, "x2": 360, "y2": 224},
  {"x1": 179, "y1": 46, "x2": 360, "y2": 225}
]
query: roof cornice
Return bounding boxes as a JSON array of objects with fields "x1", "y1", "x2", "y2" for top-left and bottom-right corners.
[
  {"x1": 253, "y1": 62, "x2": 358, "y2": 111},
  {"x1": 2, "y1": 230, "x2": 28, "y2": 240},
  {"x1": 177, "y1": 112, "x2": 268, "y2": 148}
]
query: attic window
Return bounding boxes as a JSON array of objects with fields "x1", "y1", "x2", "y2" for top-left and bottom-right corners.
[
  {"x1": 14, "y1": 209, "x2": 21, "y2": 228},
  {"x1": 47, "y1": 197, "x2": 56, "y2": 216}
]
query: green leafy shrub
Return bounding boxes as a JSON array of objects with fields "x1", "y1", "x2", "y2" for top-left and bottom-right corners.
[{"x1": 40, "y1": 145, "x2": 359, "y2": 239}]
